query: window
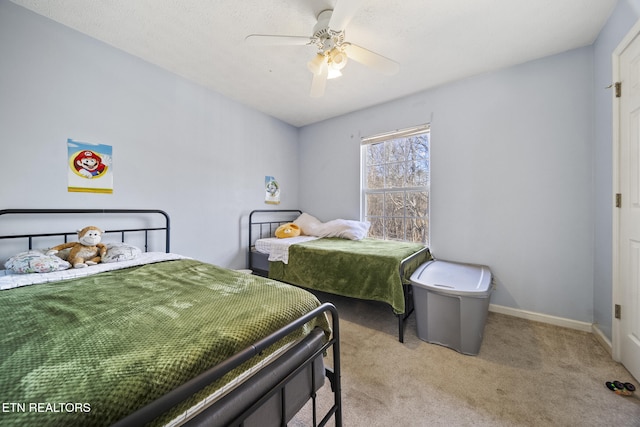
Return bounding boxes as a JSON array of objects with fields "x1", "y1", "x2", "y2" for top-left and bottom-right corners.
[{"x1": 361, "y1": 125, "x2": 430, "y2": 244}]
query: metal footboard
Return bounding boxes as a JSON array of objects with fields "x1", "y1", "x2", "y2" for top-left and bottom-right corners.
[
  {"x1": 397, "y1": 246, "x2": 430, "y2": 343},
  {"x1": 114, "y1": 302, "x2": 342, "y2": 427}
]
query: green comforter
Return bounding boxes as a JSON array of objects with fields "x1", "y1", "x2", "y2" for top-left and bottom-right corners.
[
  {"x1": 0, "y1": 259, "x2": 329, "y2": 426},
  {"x1": 269, "y1": 238, "x2": 430, "y2": 314}
]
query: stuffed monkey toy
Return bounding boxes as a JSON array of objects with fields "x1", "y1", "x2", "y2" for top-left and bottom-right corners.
[{"x1": 47, "y1": 226, "x2": 107, "y2": 268}]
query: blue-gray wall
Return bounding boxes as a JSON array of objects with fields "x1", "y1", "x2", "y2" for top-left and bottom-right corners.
[
  {"x1": 1, "y1": 0, "x2": 638, "y2": 337},
  {"x1": 298, "y1": 1, "x2": 640, "y2": 335},
  {"x1": 299, "y1": 47, "x2": 595, "y2": 324},
  {"x1": 0, "y1": 0, "x2": 300, "y2": 268}
]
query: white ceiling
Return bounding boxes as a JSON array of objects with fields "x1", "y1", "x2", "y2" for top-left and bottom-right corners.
[{"x1": 10, "y1": 0, "x2": 617, "y2": 127}]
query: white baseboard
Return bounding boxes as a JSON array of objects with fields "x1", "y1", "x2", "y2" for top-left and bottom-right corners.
[
  {"x1": 488, "y1": 304, "x2": 593, "y2": 332},
  {"x1": 591, "y1": 323, "x2": 613, "y2": 356}
]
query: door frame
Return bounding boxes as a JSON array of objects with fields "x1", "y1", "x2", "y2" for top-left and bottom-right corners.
[{"x1": 612, "y1": 19, "x2": 640, "y2": 362}]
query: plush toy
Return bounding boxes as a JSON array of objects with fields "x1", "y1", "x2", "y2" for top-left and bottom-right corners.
[
  {"x1": 46, "y1": 226, "x2": 107, "y2": 268},
  {"x1": 275, "y1": 223, "x2": 301, "y2": 238}
]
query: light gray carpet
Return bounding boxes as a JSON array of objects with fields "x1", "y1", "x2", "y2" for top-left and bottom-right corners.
[{"x1": 292, "y1": 292, "x2": 640, "y2": 426}]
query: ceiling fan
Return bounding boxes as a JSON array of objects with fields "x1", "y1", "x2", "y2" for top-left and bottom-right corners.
[{"x1": 245, "y1": 0, "x2": 400, "y2": 97}]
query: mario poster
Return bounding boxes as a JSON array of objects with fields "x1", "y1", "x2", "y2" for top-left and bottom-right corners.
[{"x1": 67, "y1": 139, "x2": 113, "y2": 194}]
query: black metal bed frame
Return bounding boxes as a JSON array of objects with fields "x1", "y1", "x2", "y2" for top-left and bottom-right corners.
[
  {"x1": 0, "y1": 208, "x2": 171, "y2": 253},
  {"x1": 248, "y1": 209, "x2": 303, "y2": 274},
  {"x1": 0, "y1": 208, "x2": 342, "y2": 427},
  {"x1": 248, "y1": 209, "x2": 426, "y2": 343},
  {"x1": 116, "y1": 302, "x2": 342, "y2": 427}
]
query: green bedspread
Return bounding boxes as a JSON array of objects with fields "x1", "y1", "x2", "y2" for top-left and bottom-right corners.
[
  {"x1": 269, "y1": 238, "x2": 430, "y2": 314},
  {"x1": 0, "y1": 259, "x2": 329, "y2": 427}
]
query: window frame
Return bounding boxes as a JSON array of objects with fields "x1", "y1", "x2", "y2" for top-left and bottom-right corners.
[{"x1": 360, "y1": 124, "x2": 430, "y2": 244}]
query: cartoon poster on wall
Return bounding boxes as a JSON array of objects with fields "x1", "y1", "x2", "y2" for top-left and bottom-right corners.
[
  {"x1": 67, "y1": 138, "x2": 113, "y2": 194},
  {"x1": 265, "y1": 176, "x2": 280, "y2": 204}
]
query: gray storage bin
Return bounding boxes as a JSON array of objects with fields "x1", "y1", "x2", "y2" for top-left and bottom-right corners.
[{"x1": 410, "y1": 259, "x2": 492, "y2": 355}]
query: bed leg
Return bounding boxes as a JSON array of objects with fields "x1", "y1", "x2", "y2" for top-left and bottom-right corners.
[
  {"x1": 325, "y1": 367, "x2": 337, "y2": 392},
  {"x1": 396, "y1": 284, "x2": 415, "y2": 343}
]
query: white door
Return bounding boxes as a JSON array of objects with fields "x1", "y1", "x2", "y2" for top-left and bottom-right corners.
[{"x1": 615, "y1": 24, "x2": 640, "y2": 383}]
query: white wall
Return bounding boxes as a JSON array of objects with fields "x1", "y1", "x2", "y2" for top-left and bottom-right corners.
[
  {"x1": 0, "y1": 0, "x2": 300, "y2": 268},
  {"x1": 299, "y1": 48, "x2": 595, "y2": 323},
  {"x1": 592, "y1": 0, "x2": 640, "y2": 341}
]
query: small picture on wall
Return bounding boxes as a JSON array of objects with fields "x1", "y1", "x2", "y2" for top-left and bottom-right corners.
[
  {"x1": 265, "y1": 176, "x2": 280, "y2": 204},
  {"x1": 67, "y1": 138, "x2": 113, "y2": 194}
]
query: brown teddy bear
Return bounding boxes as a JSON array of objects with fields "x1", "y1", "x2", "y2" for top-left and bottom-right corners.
[{"x1": 46, "y1": 226, "x2": 107, "y2": 268}]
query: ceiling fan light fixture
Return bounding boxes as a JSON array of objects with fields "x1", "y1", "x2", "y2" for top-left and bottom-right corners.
[
  {"x1": 327, "y1": 68, "x2": 342, "y2": 79},
  {"x1": 328, "y1": 47, "x2": 348, "y2": 70}
]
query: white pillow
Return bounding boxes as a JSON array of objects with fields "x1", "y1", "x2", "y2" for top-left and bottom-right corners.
[
  {"x1": 4, "y1": 250, "x2": 71, "y2": 274},
  {"x1": 318, "y1": 219, "x2": 371, "y2": 240},
  {"x1": 294, "y1": 213, "x2": 324, "y2": 236},
  {"x1": 102, "y1": 243, "x2": 142, "y2": 263},
  {"x1": 294, "y1": 213, "x2": 370, "y2": 240}
]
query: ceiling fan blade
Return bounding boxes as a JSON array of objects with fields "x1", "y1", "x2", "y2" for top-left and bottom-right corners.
[
  {"x1": 310, "y1": 61, "x2": 328, "y2": 97},
  {"x1": 245, "y1": 34, "x2": 311, "y2": 46},
  {"x1": 329, "y1": 0, "x2": 367, "y2": 31},
  {"x1": 307, "y1": 53, "x2": 326, "y2": 75},
  {"x1": 343, "y1": 43, "x2": 400, "y2": 75}
]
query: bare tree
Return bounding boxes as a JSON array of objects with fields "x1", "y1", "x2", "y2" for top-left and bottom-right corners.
[{"x1": 364, "y1": 133, "x2": 429, "y2": 244}]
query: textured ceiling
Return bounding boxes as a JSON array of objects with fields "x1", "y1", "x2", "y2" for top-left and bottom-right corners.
[{"x1": 10, "y1": 0, "x2": 617, "y2": 127}]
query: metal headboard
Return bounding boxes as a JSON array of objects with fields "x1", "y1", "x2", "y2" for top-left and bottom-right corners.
[
  {"x1": 248, "y1": 209, "x2": 302, "y2": 248},
  {"x1": 0, "y1": 209, "x2": 170, "y2": 253},
  {"x1": 248, "y1": 210, "x2": 301, "y2": 274}
]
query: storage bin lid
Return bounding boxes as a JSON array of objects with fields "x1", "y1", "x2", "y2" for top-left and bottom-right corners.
[{"x1": 410, "y1": 260, "x2": 492, "y2": 297}]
